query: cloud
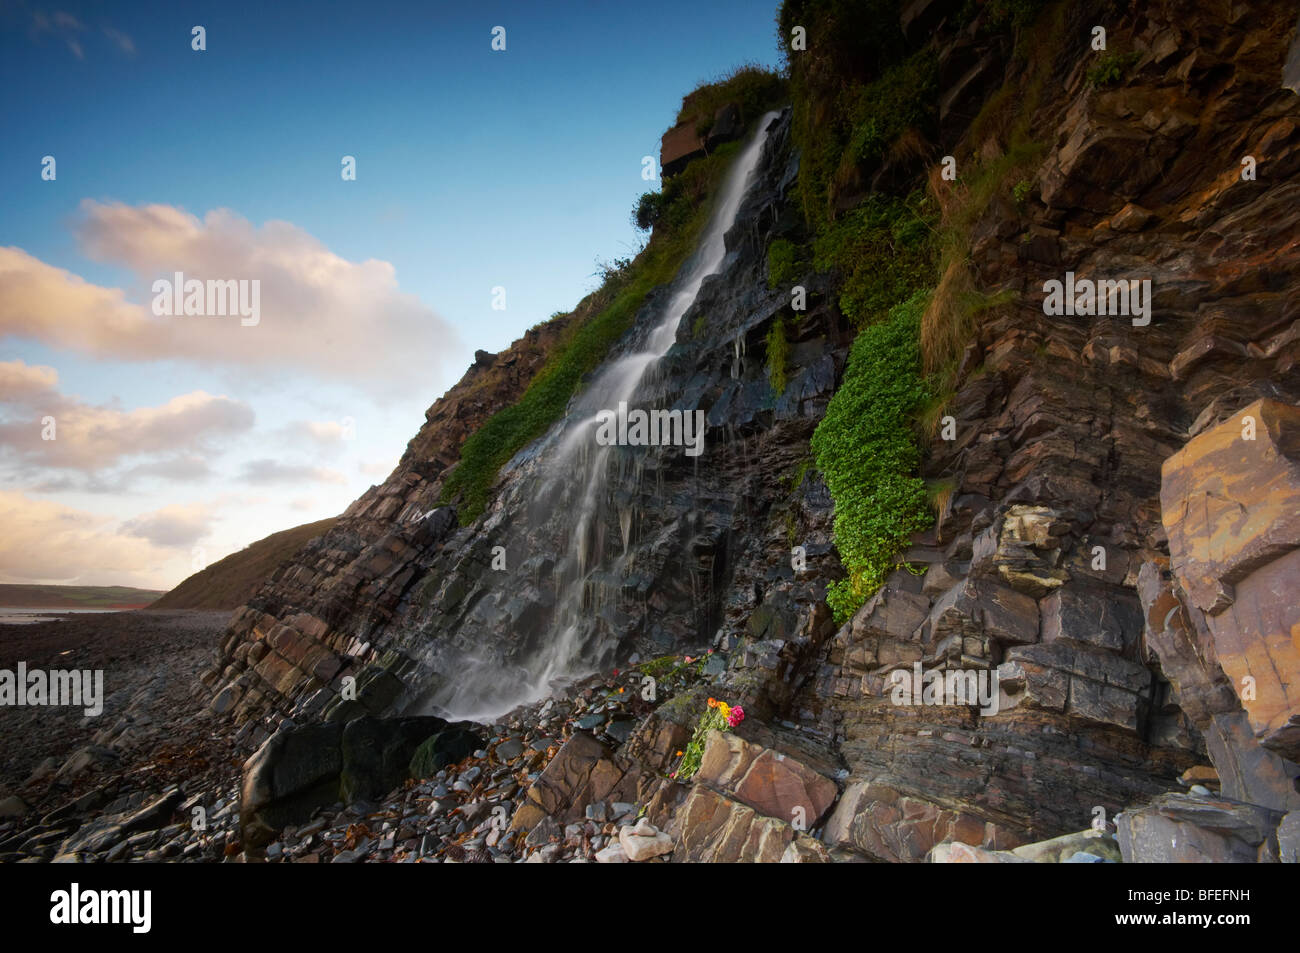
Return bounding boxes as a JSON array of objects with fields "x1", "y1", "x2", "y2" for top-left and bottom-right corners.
[
  {"x1": 102, "y1": 26, "x2": 134, "y2": 55},
  {"x1": 121, "y1": 502, "x2": 214, "y2": 548},
  {"x1": 239, "y1": 459, "x2": 347, "y2": 485},
  {"x1": 29, "y1": 9, "x2": 86, "y2": 58},
  {"x1": 0, "y1": 491, "x2": 182, "y2": 587},
  {"x1": 0, "y1": 358, "x2": 58, "y2": 400},
  {"x1": 0, "y1": 360, "x2": 253, "y2": 471},
  {"x1": 281, "y1": 419, "x2": 351, "y2": 446},
  {"x1": 0, "y1": 202, "x2": 458, "y2": 393},
  {"x1": 123, "y1": 454, "x2": 213, "y2": 482},
  {"x1": 358, "y1": 458, "x2": 396, "y2": 477}
]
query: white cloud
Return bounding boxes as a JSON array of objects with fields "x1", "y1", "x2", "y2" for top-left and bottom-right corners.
[
  {"x1": 0, "y1": 491, "x2": 183, "y2": 587},
  {"x1": 0, "y1": 201, "x2": 457, "y2": 393},
  {"x1": 122, "y1": 502, "x2": 215, "y2": 548},
  {"x1": 0, "y1": 359, "x2": 253, "y2": 472},
  {"x1": 280, "y1": 419, "x2": 351, "y2": 447}
]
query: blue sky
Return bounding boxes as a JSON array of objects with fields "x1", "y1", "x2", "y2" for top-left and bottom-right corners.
[{"x1": 0, "y1": 0, "x2": 783, "y2": 589}]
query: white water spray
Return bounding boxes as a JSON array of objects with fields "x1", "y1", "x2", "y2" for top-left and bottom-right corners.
[{"x1": 430, "y1": 112, "x2": 780, "y2": 721}]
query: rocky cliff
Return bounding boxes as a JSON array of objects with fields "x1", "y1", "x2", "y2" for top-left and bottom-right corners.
[{"x1": 201, "y1": 0, "x2": 1300, "y2": 863}]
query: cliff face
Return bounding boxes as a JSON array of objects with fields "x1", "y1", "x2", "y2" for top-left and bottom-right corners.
[
  {"x1": 205, "y1": 0, "x2": 1300, "y2": 860},
  {"x1": 763, "y1": 0, "x2": 1300, "y2": 858}
]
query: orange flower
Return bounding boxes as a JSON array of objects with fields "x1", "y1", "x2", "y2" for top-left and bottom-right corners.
[
  {"x1": 618, "y1": 687, "x2": 624, "y2": 693},
  {"x1": 675, "y1": 750, "x2": 683, "y2": 757},
  {"x1": 707, "y1": 698, "x2": 717, "y2": 708}
]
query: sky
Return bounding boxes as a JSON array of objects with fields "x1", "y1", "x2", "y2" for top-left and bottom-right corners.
[{"x1": 0, "y1": 0, "x2": 783, "y2": 590}]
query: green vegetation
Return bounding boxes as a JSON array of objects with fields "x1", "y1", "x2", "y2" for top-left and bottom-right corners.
[
  {"x1": 779, "y1": 0, "x2": 928, "y2": 230},
  {"x1": 1012, "y1": 178, "x2": 1033, "y2": 208},
  {"x1": 765, "y1": 238, "x2": 808, "y2": 290},
  {"x1": 1086, "y1": 49, "x2": 1141, "y2": 87},
  {"x1": 675, "y1": 64, "x2": 786, "y2": 128},
  {"x1": 673, "y1": 697, "x2": 743, "y2": 781},
  {"x1": 637, "y1": 655, "x2": 683, "y2": 679},
  {"x1": 810, "y1": 293, "x2": 934, "y2": 623},
  {"x1": 631, "y1": 191, "x2": 665, "y2": 232},
  {"x1": 842, "y1": 51, "x2": 938, "y2": 173},
  {"x1": 766, "y1": 316, "x2": 790, "y2": 394},
  {"x1": 771, "y1": 1, "x2": 947, "y2": 619},
  {"x1": 0, "y1": 584, "x2": 168, "y2": 609},
  {"x1": 812, "y1": 191, "x2": 935, "y2": 326}
]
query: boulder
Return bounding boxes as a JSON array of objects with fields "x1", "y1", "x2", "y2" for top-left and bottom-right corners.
[
  {"x1": 1157, "y1": 400, "x2": 1300, "y2": 764},
  {"x1": 594, "y1": 842, "x2": 628, "y2": 863},
  {"x1": 822, "y1": 780, "x2": 1002, "y2": 863},
  {"x1": 1009, "y1": 829, "x2": 1122, "y2": 863},
  {"x1": 694, "y1": 731, "x2": 837, "y2": 827},
  {"x1": 409, "y1": 726, "x2": 482, "y2": 779},
  {"x1": 618, "y1": 823, "x2": 674, "y2": 861},
  {"x1": 1115, "y1": 792, "x2": 1285, "y2": 863},
  {"x1": 509, "y1": 731, "x2": 635, "y2": 830},
  {"x1": 242, "y1": 715, "x2": 480, "y2": 847},
  {"x1": 930, "y1": 842, "x2": 1028, "y2": 863},
  {"x1": 706, "y1": 103, "x2": 743, "y2": 150},
  {"x1": 340, "y1": 716, "x2": 471, "y2": 803},
  {"x1": 674, "y1": 785, "x2": 793, "y2": 863},
  {"x1": 1161, "y1": 399, "x2": 1300, "y2": 615},
  {"x1": 241, "y1": 722, "x2": 346, "y2": 848},
  {"x1": 780, "y1": 834, "x2": 832, "y2": 863}
]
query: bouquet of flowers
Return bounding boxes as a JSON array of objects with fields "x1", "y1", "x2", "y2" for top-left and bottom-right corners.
[{"x1": 672, "y1": 697, "x2": 745, "y2": 781}]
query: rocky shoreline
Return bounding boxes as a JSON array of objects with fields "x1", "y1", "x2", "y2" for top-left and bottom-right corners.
[{"x1": 3, "y1": 612, "x2": 1279, "y2": 864}]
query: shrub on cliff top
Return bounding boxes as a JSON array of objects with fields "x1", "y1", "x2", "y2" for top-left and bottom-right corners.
[
  {"x1": 811, "y1": 292, "x2": 933, "y2": 623},
  {"x1": 675, "y1": 64, "x2": 786, "y2": 128}
]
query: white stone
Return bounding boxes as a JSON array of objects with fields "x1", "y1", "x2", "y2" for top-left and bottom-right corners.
[
  {"x1": 619, "y1": 826, "x2": 674, "y2": 861},
  {"x1": 595, "y1": 842, "x2": 629, "y2": 863}
]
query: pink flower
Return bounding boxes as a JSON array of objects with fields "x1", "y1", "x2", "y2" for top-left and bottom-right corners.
[
  {"x1": 727, "y1": 706, "x2": 745, "y2": 727},
  {"x1": 684, "y1": 656, "x2": 694, "y2": 664}
]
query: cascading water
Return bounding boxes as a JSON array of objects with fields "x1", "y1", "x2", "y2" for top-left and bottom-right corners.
[{"x1": 428, "y1": 112, "x2": 781, "y2": 722}]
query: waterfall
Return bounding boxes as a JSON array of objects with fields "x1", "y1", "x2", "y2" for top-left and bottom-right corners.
[{"x1": 428, "y1": 112, "x2": 780, "y2": 722}]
